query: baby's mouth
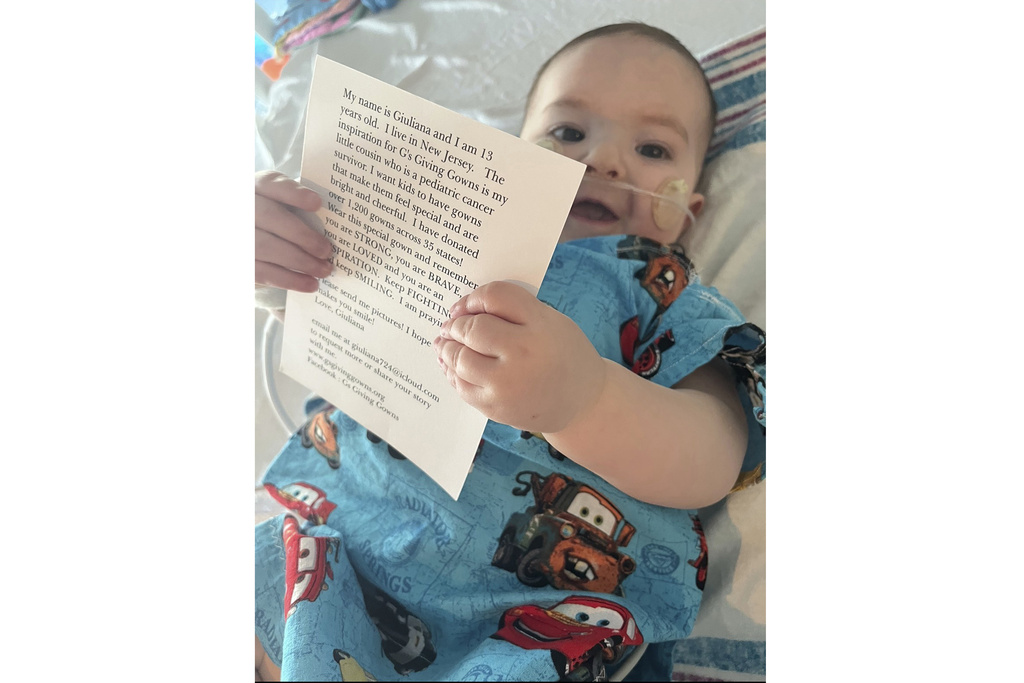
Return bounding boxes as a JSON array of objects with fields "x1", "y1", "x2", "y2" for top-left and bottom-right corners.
[{"x1": 570, "y1": 199, "x2": 619, "y2": 223}]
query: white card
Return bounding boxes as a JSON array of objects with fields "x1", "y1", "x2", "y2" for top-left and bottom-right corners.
[{"x1": 280, "y1": 56, "x2": 584, "y2": 499}]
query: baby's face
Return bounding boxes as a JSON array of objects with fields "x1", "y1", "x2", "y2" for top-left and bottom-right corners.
[{"x1": 521, "y1": 34, "x2": 712, "y2": 244}]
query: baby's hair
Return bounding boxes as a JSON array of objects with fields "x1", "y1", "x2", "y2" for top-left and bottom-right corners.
[{"x1": 525, "y1": 22, "x2": 718, "y2": 168}]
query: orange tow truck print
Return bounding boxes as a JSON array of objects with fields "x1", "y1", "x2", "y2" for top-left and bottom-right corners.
[{"x1": 491, "y1": 471, "x2": 636, "y2": 595}]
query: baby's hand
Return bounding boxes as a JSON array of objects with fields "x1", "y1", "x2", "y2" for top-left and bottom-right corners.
[
  {"x1": 433, "y1": 281, "x2": 607, "y2": 434},
  {"x1": 255, "y1": 171, "x2": 334, "y2": 292}
]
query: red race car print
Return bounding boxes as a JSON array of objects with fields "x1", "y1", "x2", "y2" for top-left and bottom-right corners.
[
  {"x1": 264, "y1": 482, "x2": 337, "y2": 525},
  {"x1": 282, "y1": 516, "x2": 338, "y2": 620},
  {"x1": 619, "y1": 316, "x2": 675, "y2": 378},
  {"x1": 493, "y1": 596, "x2": 643, "y2": 681}
]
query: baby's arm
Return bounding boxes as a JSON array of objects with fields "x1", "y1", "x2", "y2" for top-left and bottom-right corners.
[
  {"x1": 255, "y1": 171, "x2": 334, "y2": 292},
  {"x1": 434, "y1": 281, "x2": 747, "y2": 510},
  {"x1": 544, "y1": 355, "x2": 747, "y2": 509}
]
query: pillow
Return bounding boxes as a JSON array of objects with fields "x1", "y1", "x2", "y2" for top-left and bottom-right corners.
[{"x1": 681, "y1": 28, "x2": 766, "y2": 330}]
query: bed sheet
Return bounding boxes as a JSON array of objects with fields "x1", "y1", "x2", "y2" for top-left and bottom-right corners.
[{"x1": 254, "y1": 2, "x2": 767, "y2": 680}]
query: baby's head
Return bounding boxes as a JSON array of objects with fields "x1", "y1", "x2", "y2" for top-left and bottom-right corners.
[{"x1": 521, "y1": 23, "x2": 717, "y2": 244}]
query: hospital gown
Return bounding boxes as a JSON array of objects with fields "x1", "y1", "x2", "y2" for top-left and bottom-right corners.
[{"x1": 255, "y1": 235, "x2": 766, "y2": 682}]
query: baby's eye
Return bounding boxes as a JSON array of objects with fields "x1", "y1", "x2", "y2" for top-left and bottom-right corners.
[
  {"x1": 637, "y1": 143, "x2": 670, "y2": 159},
  {"x1": 551, "y1": 126, "x2": 585, "y2": 143}
]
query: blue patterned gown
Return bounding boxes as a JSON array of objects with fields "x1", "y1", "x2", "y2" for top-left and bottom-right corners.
[{"x1": 255, "y1": 235, "x2": 766, "y2": 682}]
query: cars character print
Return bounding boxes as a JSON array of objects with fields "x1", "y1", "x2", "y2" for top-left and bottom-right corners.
[
  {"x1": 356, "y1": 574, "x2": 437, "y2": 675},
  {"x1": 619, "y1": 316, "x2": 675, "y2": 379},
  {"x1": 333, "y1": 649, "x2": 377, "y2": 681},
  {"x1": 299, "y1": 408, "x2": 341, "y2": 469},
  {"x1": 282, "y1": 515, "x2": 339, "y2": 620},
  {"x1": 688, "y1": 515, "x2": 708, "y2": 591},
  {"x1": 263, "y1": 481, "x2": 337, "y2": 525},
  {"x1": 616, "y1": 236, "x2": 693, "y2": 342},
  {"x1": 492, "y1": 595, "x2": 643, "y2": 681},
  {"x1": 718, "y1": 323, "x2": 766, "y2": 432},
  {"x1": 492, "y1": 471, "x2": 636, "y2": 595}
]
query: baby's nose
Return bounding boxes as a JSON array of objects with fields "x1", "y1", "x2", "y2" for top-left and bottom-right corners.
[{"x1": 582, "y1": 142, "x2": 624, "y2": 179}]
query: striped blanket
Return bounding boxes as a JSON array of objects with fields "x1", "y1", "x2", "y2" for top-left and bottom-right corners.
[{"x1": 704, "y1": 28, "x2": 767, "y2": 162}]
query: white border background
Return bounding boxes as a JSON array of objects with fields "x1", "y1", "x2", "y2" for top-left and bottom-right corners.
[{"x1": 4, "y1": 2, "x2": 1019, "y2": 680}]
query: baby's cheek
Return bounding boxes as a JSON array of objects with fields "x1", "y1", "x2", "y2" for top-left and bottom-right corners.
[
  {"x1": 652, "y1": 177, "x2": 690, "y2": 234},
  {"x1": 621, "y1": 193, "x2": 682, "y2": 245}
]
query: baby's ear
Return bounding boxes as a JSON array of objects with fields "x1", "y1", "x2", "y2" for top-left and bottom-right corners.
[
  {"x1": 682, "y1": 192, "x2": 705, "y2": 234},
  {"x1": 688, "y1": 192, "x2": 705, "y2": 218}
]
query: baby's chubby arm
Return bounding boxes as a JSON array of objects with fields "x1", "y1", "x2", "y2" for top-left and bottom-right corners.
[
  {"x1": 255, "y1": 171, "x2": 335, "y2": 292},
  {"x1": 433, "y1": 282, "x2": 747, "y2": 510}
]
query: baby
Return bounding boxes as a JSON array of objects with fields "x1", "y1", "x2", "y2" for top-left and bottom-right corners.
[{"x1": 256, "y1": 22, "x2": 765, "y2": 682}]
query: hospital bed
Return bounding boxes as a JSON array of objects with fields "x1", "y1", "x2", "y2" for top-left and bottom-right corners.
[{"x1": 254, "y1": 1, "x2": 765, "y2": 679}]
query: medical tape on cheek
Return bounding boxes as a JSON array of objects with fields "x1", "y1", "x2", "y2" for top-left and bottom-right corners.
[
  {"x1": 652, "y1": 178, "x2": 690, "y2": 233},
  {"x1": 580, "y1": 177, "x2": 695, "y2": 233},
  {"x1": 535, "y1": 138, "x2": 563, "y2": 154}
]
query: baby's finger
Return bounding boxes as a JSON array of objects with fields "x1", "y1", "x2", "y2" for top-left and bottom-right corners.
[
  {"x1": 256, "y1": 194, "x2": 334, "y2": 261},
  {"x1": 433, "y1": 337, "x2": 498, "y2": 388},
  {"x1": 256, "y1": 261, "x2": 321, "y2": 292},
  {"x1": 440, "y1": 313, "x2": 520, "y2": 358},
  {"x1": 256, "y1": 230, "x2": 334, "y2": 280},
  {"x1": 448, "y1": 281, "x2": 535, "y2": 324},
  {"x1": 255, "y1": 171, "x2": 322, "y2": 212}
]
